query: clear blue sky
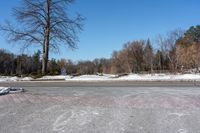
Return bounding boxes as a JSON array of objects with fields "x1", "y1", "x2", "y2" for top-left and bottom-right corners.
[{"x1": 0, "y1": 0, "x2": 199, "y2": 61}]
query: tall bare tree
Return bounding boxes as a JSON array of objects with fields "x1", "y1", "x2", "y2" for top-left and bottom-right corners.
[
  {"x1": 0, "y1": 0, "x2": 83, "y2": 74},
  {"x1": 126, "y1": 41, "x2": 145, "y2": 73},
  {"x1": 156, "y1": 29, "x2": 184, "y2": 71}
]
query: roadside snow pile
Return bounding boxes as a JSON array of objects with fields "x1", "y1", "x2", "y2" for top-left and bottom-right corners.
[
  {"x1": 96, "y1": 73, "x2": 116, "y2": 78},
  {"x1": 21, "y1": 77, "x2": 34, "y2": 81},
  {"x1": 1, "y1": 73, "x2": 200, "y2": 82},
  {"x1": 117, "y1": 74, "x2": 200, "y2": 81},
  {"x1": 0, "y1": 76, "x2": 34, "y2": 82},
  {"x1": 69, "y1": 75, "x2": 111, "y2": 81},
  {"x1": 0, "y1": 76, "x2": 19, "y2": 82},
  {"x1": 103, "y1": 74, "x2": 116, "y2": 78},
  {"x1": 37, "y1": 74, "x2": 116, "y2": 81},
  {"x1": 0, "y1": 87, "x2": 10, "y2": 95},
  {"x1": 38, "y1": 75, "x2": 72, "y2": 80},
  {"x1": 173, "y1": 74, "x2": 200, "y2": 81},
  {"x1": 65, "y1": 73, "x2": 200, "y2": 81},
  {"x1": 117, "y1": 74, "x2": 171, "y2": 81},
  {"x1": 0, "y1": 87, "x2": 24, "y2": 95}
]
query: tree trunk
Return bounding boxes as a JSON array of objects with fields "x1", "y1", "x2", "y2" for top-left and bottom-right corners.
[
  {"x1": 42, "y1": 43, "x2": 46, "y2": 74},
  {"x1": 42, "y1": 43, "x2": 49, "y2": 75},
  {"x1": 42, "y1": 0, "x2": 51, "y2": 75},
  {"x1": 150, "y1": 58, "x2": 153, "y2": 74}
]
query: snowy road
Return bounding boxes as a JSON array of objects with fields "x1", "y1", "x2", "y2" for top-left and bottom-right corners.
[{"x1": 0, "y1": 82, "x2": 200, "y2": 133}]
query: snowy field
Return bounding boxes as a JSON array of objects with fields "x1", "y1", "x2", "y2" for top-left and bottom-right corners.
[{"x1": 1, "y1": 73, "x2": 200, "y2": 82}]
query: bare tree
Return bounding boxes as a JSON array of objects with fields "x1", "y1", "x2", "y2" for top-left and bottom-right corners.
[
  {"x1": 156, "y1": 29, "x2": 184, "y2": 71},
  {"x1": 126, "y1": 41, "x2": 145, "y2": 73},
  {"x1": 0, "y1": 0, "x2": 84, "y2": 74}
]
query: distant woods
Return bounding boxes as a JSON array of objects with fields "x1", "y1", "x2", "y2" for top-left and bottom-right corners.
[{"x1": 1, "y1": 25, "x2": 200, "y2": 76}]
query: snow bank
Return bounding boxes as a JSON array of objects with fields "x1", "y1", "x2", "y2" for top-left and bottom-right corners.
[
  {"x1": 1, "y1": 73, "x2": 200, "y2": 82},
  {"x1": 21, "y1": 77, "x2": 34, "y2": 81},
  {"x1": 173, "y1": 74, "x2": 200, "y2": 81},
  {"x1": 68, "y1": 75, "x2": 111, "y2": 81},
  {"x1": 37, "y1": 74, "x2": 116, "y2": 81},
  {"x1": 0, "y1": 87, "x2": 24, "y2": 95},
  {"x1": 117, "y1": 73, "x2": 200, "y2": 81},
  {"x1": 0, "y1": 76, "x2": 19, "y2": 82},
  {"x1": 117, "y1": 74, "x2": 171, "y2": 81},
  {"x1": 0, "y1": 87, "x2": 10, "y2": 95},
  {"x1": 68, "y1": 73, "x2": 200, "y2": 81},
  {"x1": 39, "y1": 75, "x2": 72, "y2": 80},
  {"x1": 0, "y1": 76, "x2": 33, "y2": 82}
]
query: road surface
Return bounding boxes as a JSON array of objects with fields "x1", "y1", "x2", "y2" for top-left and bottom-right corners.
[{"x1": 0, "y1": 81, "x2": 200, "y2": 133}]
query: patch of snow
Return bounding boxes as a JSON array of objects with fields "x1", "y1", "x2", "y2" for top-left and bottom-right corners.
[
  {"x1": 117, "y1": 74, "x2": 171, "y2": 81},
  {"x1": 169, "y1": 112, "x2": 189, "y2": 117},
  {"x1": 1, "y1": 73, "x2": 200, "y2": 82},
  {"x1": 0, "y1": 76, "x2": 19, "y2": 82},
  {"x1": 178, "y1": 128, "x2": 188, "y2": 133},
  {"x1": 9, "y1": 88, "x2": 24, "y2": 93},
  {"x1": 101, "y1": 73, "x2": 116, "y2": 78},
  {"x1": 0, "y1": 76, "x2": 34, "y2": 82},
  {"x1": 69, "y1": 75, "x2": 110, "y2": 81},
  {"x1": 117, "y1": 73, "x2": 200, "y2": 81},
  {"x1": 10, "y1": 77, "x2": 19, "y2": 81},
  {"x1": 173, "y1": 74, "x2": 200, "y2": 81},
  {"x1": 38, "y1": 75, "x2": 72, "y2": 80},
  {"x1": 0, "y1": 87, "x2": 10, "y2": 95},
  {"x1": 21, "y1": 77, "x2": 34, "y2": 81},
  {"x1": 0, "y1": 87, "x2": 24, "y2": 95}
]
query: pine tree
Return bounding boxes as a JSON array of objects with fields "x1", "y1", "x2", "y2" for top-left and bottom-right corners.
[{"x1": 144, "y1": 39, "x2": 153, "y2": 73}]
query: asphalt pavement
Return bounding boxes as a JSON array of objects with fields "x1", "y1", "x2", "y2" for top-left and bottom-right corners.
[{"x1": 0, "y1": 81, "x2": 200, "y2": 133}]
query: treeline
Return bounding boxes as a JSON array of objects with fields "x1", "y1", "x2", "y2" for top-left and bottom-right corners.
[
  {"x1": 0, "y1": 25, "x2": 200, "y2": 76},
  {"x1": 111, "y1": 25, "x2": 200, "y2": 73},
  {"x1": 0, "y1": 49, "x2": 111, "y2": 76},
  {"x1": 0, "y1": 50, "x2": 42, "y2": 76}
]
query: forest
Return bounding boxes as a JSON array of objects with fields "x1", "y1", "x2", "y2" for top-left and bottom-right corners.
[{"x1": 0, "y1": 25, "x2": 200, "y2": 77}]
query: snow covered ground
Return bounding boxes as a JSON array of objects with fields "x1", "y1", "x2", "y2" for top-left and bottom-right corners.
[
  {"x1": 0, "y1": 87, "x2": 10, "y2": 94},
  {"x1": 38, "y1": 75, "x2": 71, "y2": 80},
  {"x1": 117, "y1": 73, "x2": 200, "y2": 81},
  {"x1": 1, "y1": 73, "x2": 200, "y2": 82},
  {"x1": 0, "y1": 76, "x2": 34, "y2": 82},
  {"x1": 0, "y1": 87, "x2": 24, "y2": 95}
]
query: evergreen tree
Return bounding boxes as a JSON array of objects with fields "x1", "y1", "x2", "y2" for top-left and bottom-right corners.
[{"x1": 144, "y1": 39, "x2": 154, "y2": 72}]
